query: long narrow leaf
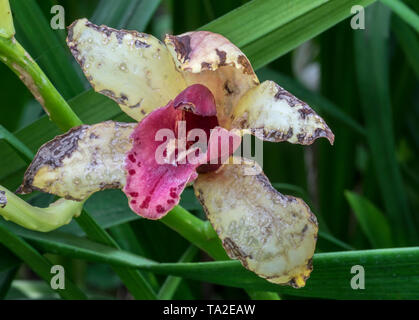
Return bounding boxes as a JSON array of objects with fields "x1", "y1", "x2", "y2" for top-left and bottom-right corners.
[
  {"x1": 0, "y1": 223, "x2": 86, "y2": 299},
  {"x1": 6, "y1": 223, "x2": 418, "y2": 299},
  {"x1": 380, "y1": 0, "x2": 419, "y2": 32},
  {"x1": 345, "y1": 191, "x2": 393, "y2": 248},
  {"x1": 203, "y1": 0, "x2": 376, "y2": 69},
  {"x1": 354, "y1": 3, "x2": 417, "y2": 244}
]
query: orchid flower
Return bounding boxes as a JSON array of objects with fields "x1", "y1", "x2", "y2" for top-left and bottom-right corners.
[{"x1": 17, "y1": 19, "x2": 334, "y2": 288}]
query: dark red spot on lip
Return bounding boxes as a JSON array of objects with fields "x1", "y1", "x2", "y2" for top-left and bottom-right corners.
[
  {"x1": 130, "y1": 200, "x2": 137, "y2": 204},
  {"x1": 130, "y1": 192, "x2": 139, "y2": 197},
  {"x1": 140, "y1": 196, "x2": 151, "y2": 209},
  {"x1": 156, "y1": 205, "x2": 165, "y2": 213},
  {"x1": 170, "y1": 191, "x2": 177, "y2": 198},
  {"x1": 167, "y1": 199, "x2": 175, "y2": 204},
  {"x1": 129, "y1": 169, "x2": 136, "y2": 175},
  {"x1": 128, "y1": 154, "x2": 136, "y2": 162},
  {"x1": 137, "y1": 162, "x2": 141, "y2": 167}
]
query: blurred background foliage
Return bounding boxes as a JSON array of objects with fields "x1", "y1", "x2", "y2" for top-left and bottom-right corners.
[{"x1": 0, "y1": 0, "x2": 418, "y2": 299}]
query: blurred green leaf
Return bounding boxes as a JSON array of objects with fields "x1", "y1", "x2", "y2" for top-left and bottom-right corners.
[
  {"x1": 90, "y1": 0, "x2": 141, "y2": 28},
  {"x1": 75, "y1": 211, "x2": 157, "y2": 300},
  {"x1": 392, "y1": 15, "x2": 419, "y2": 78},
  {"x1": 345, "y1": 191, "x2": 393, "y2": 248},
  {"x1": 158, "y1": 245, "x2": 198, "y2": 300},
  {"x1": 126, "y1": 0, "x2": 162, "y2": 31},
  {"x1": 0, "y1": 244, "x2": 20, "y2": 272},
  {"x1": 380, "y1": 0, "x2": 419, "y2": 33},
  {"x1": 7, "y1": 280, "x2": 59, "y2": 299},
  {"x1": 201, "y1": 0, "x2": 328, "y2": 48},
  {"x1": 142, "y1": 248, "x2": 419, "y2": 299},
  {"x1": 7, "y1": 222, "x2": 418, "y2": 299},
  {"x1": 354, "y1": 3, "x2": 417, "y2": 244},
  {"x1": 0, "y1": 125, "x2": 34, "y2": 163},
  {"x1": 203, "y1": 0, "x2": 376, "y2": 69},
  {"x1": 0, "y1": 222, "x2": 87, "y2": 299},
  {"x1": 0, "y1": 266, "x2": 19, "y2": 299}
]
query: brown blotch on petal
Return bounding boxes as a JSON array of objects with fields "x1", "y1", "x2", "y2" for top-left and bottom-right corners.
[
  {"x1": 166, "y1": 34, "x2": 192, "y2": 63},
  {"x1": 17, "y1": 121, "x2": 135, "y2": 201},
  {"x1": 16, "y1": 125, "x2": 87, "y2": 195},
  {"x1": 215, "y1": 49, "x2": 227, "y2": 66}
]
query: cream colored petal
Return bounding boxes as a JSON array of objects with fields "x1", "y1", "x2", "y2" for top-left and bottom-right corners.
[
  {"x1": 17, "y1": 121, "x2": 135, "y2": 201},
  {"x1": 164, "y1": 31, "x2": 259, "y2": 128},
  {"x1": 67, "y1": 18, "x2": 186, "y2": 121},
  {"x1": 194, "y1": 157, "x2": 318, "y2": 288},
  {"x1": 231, "y1": 80, "x2": 334, "y2": 145}
]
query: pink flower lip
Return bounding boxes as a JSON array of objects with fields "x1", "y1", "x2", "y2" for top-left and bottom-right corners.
[{"x1": 123, "y1": 84, "x2": 241, "y2": 219}]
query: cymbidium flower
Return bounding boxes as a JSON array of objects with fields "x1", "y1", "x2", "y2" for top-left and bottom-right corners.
[{"x1": 17, "y1": 19, "x2": 334, "y2": 288}]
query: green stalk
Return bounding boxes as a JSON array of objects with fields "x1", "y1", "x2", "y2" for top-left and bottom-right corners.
[
  {"x1": 0, "y1": 36, "x2": 82, "y2": 131},
  {"x1": 0, "y1": 186, "x2": 84, "y2": 232},
  {"x1": 162, "y1": 206, "x2": 228, "y2": 261}
]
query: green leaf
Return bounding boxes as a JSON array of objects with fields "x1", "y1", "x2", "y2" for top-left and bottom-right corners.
[
  {"x1": 90, "y1": 0, "x2": 142, "y2": 29},
  {"x1": 0, "y1": 244, "x2": 20, "y2": 272},
  {"x1": 392, "y1": 15, "x2": 419, "y2": 78},
  {"x1": 140, "y1": 248, "x2": 419, "y2": 299},
  {"x1": 201, "y1": 0, "x2": 328, "y2": 48},
  {"x1": 345, "y1": 191, "x2": 393, "y2": 248},
  {"x1": 203, "y1": 0, "x2": 377, "y2": 69},
  {"x1": 0, "y1": 125, "x2": 33, "y2": 163},
  {"x1": 126, "y1": 0, "x2": 162, "y2": 31},
  {"x1": 158, "y1": 245, "x2": 198, "y2": 300},
  {"x1": 0, "y1": 223, "x2": 86, "y2": 299},
  {"x1": 380, "y1": 0, "x2": 419, "y2": 33},
  {"x1": 75, "y1": 210, "x2": 157, "y2": 300},
  {"x1": 0, "y1": 266, "x2": 19, "y2": 299},
  {"x1": 354, "y1": 2, "x2": 417, "y2": 244},
  {"x1": 6, "y1": 223, "x2": 418, "y2": 299}
]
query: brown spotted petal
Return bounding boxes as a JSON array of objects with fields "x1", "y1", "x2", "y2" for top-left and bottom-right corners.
[
  {"x1": 164, "y1": 31, "x2": 259, "y2": 128},
  {"x1": 17, "y1": 121, "x2": 135, "y2": 201},
  {"x1": 231, "y1": 80, "x2": 334, "y2": 145},
  {"x1": 194, "y1": 157, "x2": 318, "y2": 288},
  {"x1": 66, "y1": 18, "x2": 186, "y2": 121}
]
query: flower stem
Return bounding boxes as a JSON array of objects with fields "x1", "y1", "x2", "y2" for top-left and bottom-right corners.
[
  {"x1": 0, "y1": 185, "x2": 84, "y2": 232},
  {"x1": 0, "y1": 36, "x2": 82, "y2": 131},
  {"x1": 162, "y1": 206, "x2": 229, "y2": 261}
]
